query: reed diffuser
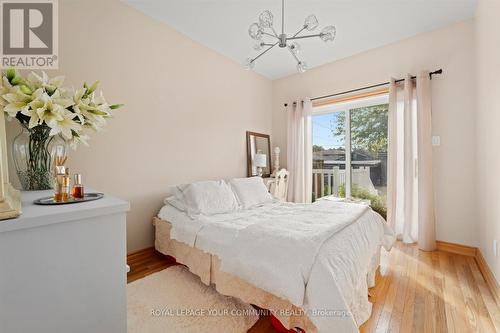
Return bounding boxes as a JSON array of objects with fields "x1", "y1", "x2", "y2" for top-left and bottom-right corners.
[{"x1": 53, "y1": 156, "x2": 70, "y2": 202}]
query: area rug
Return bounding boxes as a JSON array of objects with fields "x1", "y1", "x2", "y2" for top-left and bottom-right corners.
[{"x1": 127, "y1": 266, "x2": 259, "y2": 333}]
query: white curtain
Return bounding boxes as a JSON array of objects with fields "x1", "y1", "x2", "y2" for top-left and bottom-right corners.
[
  {"x1": 387, "y1": 79, "x2": 398, "y2": 231},
  {"x1": 286, "y1": 98, "x2": 313, "y2": 203},
  {"x1": 416, "y1": 72, "x2": 436, "y2": 251},
  {"x1": 387, "y1": 71, "x2": 436, "y2": 251}
]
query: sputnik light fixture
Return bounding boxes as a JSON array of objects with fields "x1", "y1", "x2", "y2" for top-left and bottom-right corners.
[{"x1": 245, "y1": 0, "x2": 336, "y2": 73}]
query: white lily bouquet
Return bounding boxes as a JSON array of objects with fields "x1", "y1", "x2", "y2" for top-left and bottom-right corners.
[{"x1": 0, "y1": 68, "x2": 122, "y2": 190}]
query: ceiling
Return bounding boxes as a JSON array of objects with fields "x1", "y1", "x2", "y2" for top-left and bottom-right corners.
[{"x1": 124, "y1": 0, "x2": 477, "y2": 80}]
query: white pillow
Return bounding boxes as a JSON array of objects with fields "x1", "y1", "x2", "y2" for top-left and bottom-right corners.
[
  {"x1": 181, "y1": 180, "x2": 239, "y2": 216},
  {"x1": 164, "y1": 185, "x2": 189, "y2": 211},
  {"x1": 165, "y1": 196, "x2": 188, "y2": 212},
  {"x1": 230, "y1": 177, "x2": 273, "y2": 209}
]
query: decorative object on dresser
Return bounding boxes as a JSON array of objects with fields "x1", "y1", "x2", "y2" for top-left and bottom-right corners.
[
  {"x1": 12, "y1": 123, "x2": 68, "y2": 191},
  {"x1": 0, "y1": 189, "x2": 129, "y2": 333},
  {"x1": 0, "y1": 106, "x2": 21, "y2": 220},
  {"x1": 246, "y1": 131, "x2": 271, "y2": 177},
  {"x1": 0, "y1": 68, "x2": 123, "y2": 190},
  {"x1": 72, "y1": 174, "x2": 85, "y2": 199},
  {"x1": 33, "y1": 192, "x2": 104, "y2": 205},
  {"x1": 53, "y1": 156, "x2": 70, "y2": 202}
]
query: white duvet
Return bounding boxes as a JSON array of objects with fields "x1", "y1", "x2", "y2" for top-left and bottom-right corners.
[{"x1": 158, "y1": 200, "x2": 395, "y2": 333}]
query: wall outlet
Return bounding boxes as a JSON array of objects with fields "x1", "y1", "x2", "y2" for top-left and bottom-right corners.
[
  {"x1": 432, "y1": 136, "x2": 441, "y2": 146},
  {"x1": 494, "y1": 240, "x2": 498, "y2": 257}
]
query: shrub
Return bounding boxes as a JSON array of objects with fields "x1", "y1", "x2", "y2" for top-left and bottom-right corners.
[{"x1": 338, "y1": 184, "x2": 387, "y2": 220}]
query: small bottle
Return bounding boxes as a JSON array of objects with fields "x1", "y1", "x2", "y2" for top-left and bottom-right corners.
[
  {"x1": 54, "y1": 166, "x2": 66, "y2": 202},
  {"x1": 61, "y1": 168, "x2": 71, "y2": 202},
  {"x1": 72, "y1": 174, "x2": 84, "y2": 200},
  {"x1": 54, "y1": 175, "x2": 64, "y2": 202}
]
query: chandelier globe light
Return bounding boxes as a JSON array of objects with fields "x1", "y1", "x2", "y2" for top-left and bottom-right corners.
[{"x1": 244, "y1": 0, "x2": 336, "y2": 73}]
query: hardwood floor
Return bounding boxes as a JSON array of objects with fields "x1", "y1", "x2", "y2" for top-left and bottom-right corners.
[
  {"x1": 127, "y1": 242, "x2": 500, "y2": 333},
  {"x1": 360, "y1": 242, "x2": 500, "y2": 333},
  {"x1": 127, "y1": 247, "x2": 174, "y2": 283}
]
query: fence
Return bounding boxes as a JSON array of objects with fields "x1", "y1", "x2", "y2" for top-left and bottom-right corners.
[{"x1": 312, "y1": 167, "x2": 376, "y2": 199}]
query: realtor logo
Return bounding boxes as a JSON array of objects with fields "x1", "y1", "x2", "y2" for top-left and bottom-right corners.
[{"x1": 0, "y1": 0, "x2": 58, "y2": 68}]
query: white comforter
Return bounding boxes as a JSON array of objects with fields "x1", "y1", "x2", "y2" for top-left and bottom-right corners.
[{"x1": 158, "y1": 200, "x2": 395, "y2": 333}]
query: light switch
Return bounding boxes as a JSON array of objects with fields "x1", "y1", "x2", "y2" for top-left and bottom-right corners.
[{"x1": 432, "y1": 136, "x2": 441, "y2": 146}]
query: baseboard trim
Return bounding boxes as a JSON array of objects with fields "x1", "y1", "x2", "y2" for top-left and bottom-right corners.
[
  {"x1": 436, "y1": 240, "x2": 500, "y2": 306},
  {"x1": 475, "y1": 249, "x2": 500, "y2": 305},
  {"x1": 436, "y1": 240, "x2": 477, "y2": 257},
  {"x1": 127, "y1": 246, "x2": 156, "y2": 264}
]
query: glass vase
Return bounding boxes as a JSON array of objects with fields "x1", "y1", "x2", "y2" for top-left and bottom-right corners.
[{"x1": 12, "y1": 125, "x2": 68, "y2": 191}]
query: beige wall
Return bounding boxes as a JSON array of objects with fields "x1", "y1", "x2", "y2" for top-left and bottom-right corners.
[
  {"x1": 476, "y1": 0, "x2": 500, "y2": 281},
  {"x1": 5, "y1": 0, "x2": 273, "y2": 252},
  {"x1": 272, "y1": 20, "x2": 478, "y2": 247}
]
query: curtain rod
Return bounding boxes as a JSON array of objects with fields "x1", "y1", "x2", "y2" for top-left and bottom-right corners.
[{"x1": 284, "y1": 69, "x2": 443, "y2": 107}]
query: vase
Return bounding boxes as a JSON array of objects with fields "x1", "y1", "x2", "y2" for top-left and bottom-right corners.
[{"x1": 12, "y1": 125, "x2": 68, "y2": 191}]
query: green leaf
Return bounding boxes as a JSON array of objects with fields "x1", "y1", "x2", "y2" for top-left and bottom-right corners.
[
  {"x1": 10, "y1": 75, "x2": 23, "y2": 85},
  {"x1": 82, "y1": 82, "x2": 89, "y2": 97},
  {"x1": 6, "y1": 68, "x2": 16, "y2": 81},
  {"x1": 88, "y1": 108, "x2": 109, "y2": 116},
  {"x1": 109, "y1": 104, "x2": 124, "y2": 110},
  {"x1": 45, "y1": 85, "x2": 57, "y2": 96},
  {"x1": 20, "y1": 85, "x2": 32, "y2": 95},
  {"x1": 332, "y1": 103, "x2": 388, "y2": 153},
  {"x1": 87, "y1": 81, "x2": 99, "y2": 94}
]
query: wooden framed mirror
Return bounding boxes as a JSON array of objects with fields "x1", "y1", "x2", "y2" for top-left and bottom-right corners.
[{"x1": 246, "y1": 131, "x2": 272, "y2": 178}]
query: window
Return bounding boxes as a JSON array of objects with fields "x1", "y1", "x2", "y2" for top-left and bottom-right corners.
[{"x1": 312, "y1": 94, "x2": 389, "y2": 217}]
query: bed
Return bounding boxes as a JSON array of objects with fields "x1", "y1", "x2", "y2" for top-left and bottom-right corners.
[{"x1": 154, "y1": 178, "x2": 395, "y2": 333}]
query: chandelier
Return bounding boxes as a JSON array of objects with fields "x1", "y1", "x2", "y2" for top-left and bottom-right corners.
[{"x1": 245, "y1": 0, "x2": 336, "y2": 73}]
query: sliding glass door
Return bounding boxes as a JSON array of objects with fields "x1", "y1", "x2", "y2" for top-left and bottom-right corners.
[
  {"x1": 312, "y1": 95, "x2": 389, "y2": 215},
  {"x1": 312, "y1": 111, "x2": 346, "y2": 199}
]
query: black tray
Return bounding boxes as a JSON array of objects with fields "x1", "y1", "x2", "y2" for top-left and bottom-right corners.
[{"x1": 34, "y1": 193, "x2": 104, "y2": 205}]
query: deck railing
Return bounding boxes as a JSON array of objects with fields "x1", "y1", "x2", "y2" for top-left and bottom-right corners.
[{"x1": 312, "y1": 167, "x2": 376, "y2": 199}]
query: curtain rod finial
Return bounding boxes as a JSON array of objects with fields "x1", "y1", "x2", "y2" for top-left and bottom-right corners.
[{"x1": 430, "y1": 69, "x2": 443, "y2": 79}]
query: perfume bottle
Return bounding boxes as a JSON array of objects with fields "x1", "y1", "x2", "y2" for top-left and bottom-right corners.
[
  {"x1": 72, "y1": 174, "x2": 84, "y2": 200},
  {"x1": 54, "y1": 167, "x2": 70, "y2": 202},
  {"x1": 54, "y1": 173, "x2": 64, "y2": 202},
  {"x1": 61, "y1": 168, "x2": 71, "y2": 202},
  {"x1": 53, "y1": 155, "x2": 69, "y2": 202}
]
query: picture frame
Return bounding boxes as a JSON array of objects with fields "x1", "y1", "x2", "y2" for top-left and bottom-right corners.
[{"x1": 0, "y1": 111, "x2": 21, "y2": 220}]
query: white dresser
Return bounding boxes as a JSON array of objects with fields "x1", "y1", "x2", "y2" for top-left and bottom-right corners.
[{"x1": 0, "y1": 190, "x2": 129, "y2": 333}]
